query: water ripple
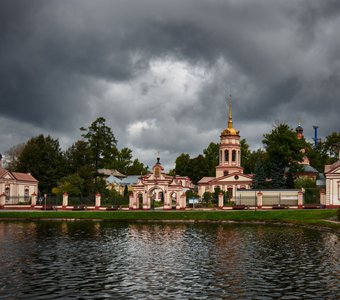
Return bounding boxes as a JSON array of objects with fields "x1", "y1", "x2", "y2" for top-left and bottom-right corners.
[{"x1": 0, "y1": 221, "x2": 339, "y2": 299}]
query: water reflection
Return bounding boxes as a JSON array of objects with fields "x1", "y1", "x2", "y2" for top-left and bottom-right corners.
[{"x1": 0, "y1": 221, "x2": 339, "y2": 299}]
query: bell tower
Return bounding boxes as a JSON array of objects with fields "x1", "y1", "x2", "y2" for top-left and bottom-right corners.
[{"x1": 216, "y1": 95, "x2": 243, "y2": 177}]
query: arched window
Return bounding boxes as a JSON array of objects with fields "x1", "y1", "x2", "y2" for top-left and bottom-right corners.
[
  {"x1": 224, "y1": 150, "x2": 229, "y2": 163},
  {"x1": 220, "y1": 150, "x2": 222, "y2": 164},
  {"x1": 232, "y1": 150, "x2": 236, "y2": 161}
]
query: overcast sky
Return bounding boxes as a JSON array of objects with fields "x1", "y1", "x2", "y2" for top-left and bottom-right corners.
[{"x1": 1, "y1": 0, "x2": 339, "y2": 170}]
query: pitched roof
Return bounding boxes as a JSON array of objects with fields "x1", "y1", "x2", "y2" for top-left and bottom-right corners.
[
  {"x1": 120, "y1": 175, "x2": 140, "y2": 185},
  {"x1": 0, "y1": 167, "x2": 8, "y2": 177},
  {"x1": 11, "y1": 172, "x2": 38, "y2": 182},
  {"x1": 106, "y1": 175, "x2": 122, "y2": 184},
  {"x1": 325, "y1": 160, "x2": 340, "y2": 174},
  {"x1": 197, "y1": 177, "x2": 215, "y2": 184},
  {"x1": 97, "y1": 169, "x2": 126, "y2": 178}
]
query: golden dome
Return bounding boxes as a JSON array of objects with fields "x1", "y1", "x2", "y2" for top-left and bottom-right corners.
[
  {"x1": 220, "y1": 95, "x2": 239, "y2": 137},
  {"x1": 221, "y1": 127, "x2": 239, "y2": 136}
]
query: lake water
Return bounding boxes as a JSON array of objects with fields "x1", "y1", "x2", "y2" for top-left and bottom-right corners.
[{"x1": 0, "y1": 221, "x2": 339, "y2": 299}]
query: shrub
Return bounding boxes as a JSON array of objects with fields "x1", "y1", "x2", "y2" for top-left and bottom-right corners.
[{"x1": 337, "y1": 208, "x2": 340, "y2": 221}]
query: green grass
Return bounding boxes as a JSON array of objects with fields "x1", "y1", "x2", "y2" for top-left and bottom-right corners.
[{"x1": 0, "y1": 209, "x2": 338, "y2": 229}]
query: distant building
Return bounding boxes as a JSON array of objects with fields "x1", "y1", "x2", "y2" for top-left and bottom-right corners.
[
  {"x1": 295, "y1": 123, "x2": 319, "y2": 180},
  {"x1": 198, "y1": 96, "x2": 252, "y2": 202},
  {"x1": 97, "y1": 168, "x2": 126, "y2": 179},
  {"x1": 293, "y1": 124, "x2": 325, "y2": 186},
  {"x1": 0, "y1": 154, "x2": 38, "y2": 205},
  {"x1": 129, "y1": 157, "x2": 194, "y2": 210},
  {"x1": 106, "y1": 175, "x2": 140, "y2": 195}
]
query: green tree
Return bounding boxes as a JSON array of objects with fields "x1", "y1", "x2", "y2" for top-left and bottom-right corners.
[
  {"x1": 189, "y1": 154, "x2": 210, "y2": 184},
  {"x1": 108, "y1": 147, "x2": 148, "y2": 175},
  {"x1": 307, "y1": 142, "x2": 329, "y2": 173},
  {"x1": 307, "y1": 132, "x2": 340, "y2": 172},
  {"x1": 322, "y1": 132, "x2": 340, "y2": 162},
  {"x1": 252, "y1": 159, "x2": 268, "y2": 189},
  {"x1": 213, "y1": 186, "x2": 221, "y2": 204},
  {"x1": 63, "y1": 140, "x2": 97, "y2": 196},
  {"x1": 52, "y1": 173, "x2": 84, "y2": 196},
  {"x1": 77, "y1": 165, "x2": 96, "y2": 196},
  {"x1": 64, "y1": 140, "x2": 94, "y2": 174},
  {"x1": 80, "y1": 117, "x2": 118, "y2": 171},
  {"x1": 246, "y1": 149, "x2": 267, "y2": 175},
  {"x1": 203, "y1": 142, "x2": 219, "y2": 176},
  {"x1": 240, "y1": 139, "x2": 252, "y2": 174},
  {"x1": 126, "y1": 158, "x2": 148, "y2": 175},
  {"x1": 285, "y1": 172, "x2": 295, "y2": 189},
  {"x1": 295, "y1": 178, "x2": 318, "y2": 204},
  {"x1": 175, "y1": 153, "x2": 191, "y2": 176},
  {"x1": 263, "y1": 123, "x2": 306, "y2": 188},
  {"x1": 113, "y1": 147, "x2": 133, "y2": 174},
  {"x1": 203, "y1": 192, "x2": 213, "y2": 204},
  {"x1": 123, "y1": 185, "x2": 129, "y2": 198},
  {"x1": 294, "y1": 177, "x2": 316, "y2": 189},
  {"x1": 15, "y1": 135, "x2": 65, "y2": 193}
]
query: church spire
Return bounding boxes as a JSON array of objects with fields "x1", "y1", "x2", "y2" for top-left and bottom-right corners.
[
  {"x1": 228, "y1": 94, "x2": 233, "y2": 129},
  {"x1": 221, "y1": 94, "x2": 239, "y2": 137}
]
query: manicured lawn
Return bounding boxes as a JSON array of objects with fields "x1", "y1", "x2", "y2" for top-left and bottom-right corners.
[{"x1": 0, "y1": 209, "x2": 339, "y2": 229}]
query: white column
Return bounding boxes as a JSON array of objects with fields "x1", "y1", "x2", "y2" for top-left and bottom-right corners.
[
  {"x1": 320, "y1": 190, "x2": 326, "y2": 207},
  {"x1": 164, "y1": 190, "x2": 171, "y2": 209},
  {"x1": 257, "y1": 191, "x2": 263, "y2": 209},
  {"x1": 143, "y1": 191, "x2": 149, "y2": 209},
  {"x1": 178, "y1": 193, "x2": 186, "y2": 210},
  {"x1": 218, "y1": 192, "x2": 224, "y2": 209},
  {"x1": 62, "y1": 192, "x2": 68, "y2": 208},
  {"x1": 31, "y1": 192, "x2": 37, "y2": 207},
  {"x1": 298, "y1": 191, "x2": 303, "y2": 208},
  {"x1": 129, "y1": 193, "x2": 135, "y2": 209},
  {"x1": 95, "y1": 193, "x2": 101, "y2": 209},
  {"x1": 0, "y1": 193, "x2": 6, "y2": 208}
]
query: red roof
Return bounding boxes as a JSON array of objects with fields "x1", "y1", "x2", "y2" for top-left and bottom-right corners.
[
  {"x1": 0, "y1": 168, "x2": 8, "y2": 177},
  {"x1": 198, "y1": 177, "x2": 215, "y2": 184},
  {"x1": 11, "y1": 172, "x2": 38, "y2": 182}
]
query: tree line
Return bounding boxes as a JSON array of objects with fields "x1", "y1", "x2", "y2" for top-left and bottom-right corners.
[
  {"x1": 5, "y1": 120, "x2": 340, "y2": 197},
  {"x1": 5, "y1": 117, "x2": 148, "y2": 196}
]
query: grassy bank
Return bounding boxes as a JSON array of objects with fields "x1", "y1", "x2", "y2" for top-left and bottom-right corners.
[{"x1": 0, "y1": 209, "x2": 339, "y2": 229}]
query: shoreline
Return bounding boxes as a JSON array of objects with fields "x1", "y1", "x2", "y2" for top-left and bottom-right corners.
[{"x1": 0, "y1": 209, "x2": 339, "y2": 231}]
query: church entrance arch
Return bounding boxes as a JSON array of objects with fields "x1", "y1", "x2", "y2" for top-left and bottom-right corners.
[{"x1": 148, "y1": 186, "x2": 164, "y2": 210}]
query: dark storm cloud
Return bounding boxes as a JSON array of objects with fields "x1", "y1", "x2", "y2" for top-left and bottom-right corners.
[{"x1": 1, "y1": 0, "x2": 340, "y2": 168}]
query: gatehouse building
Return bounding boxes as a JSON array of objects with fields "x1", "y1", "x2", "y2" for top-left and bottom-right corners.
[{"x1": 129, "y1": 156, "x2": 193, "y2": 210}]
